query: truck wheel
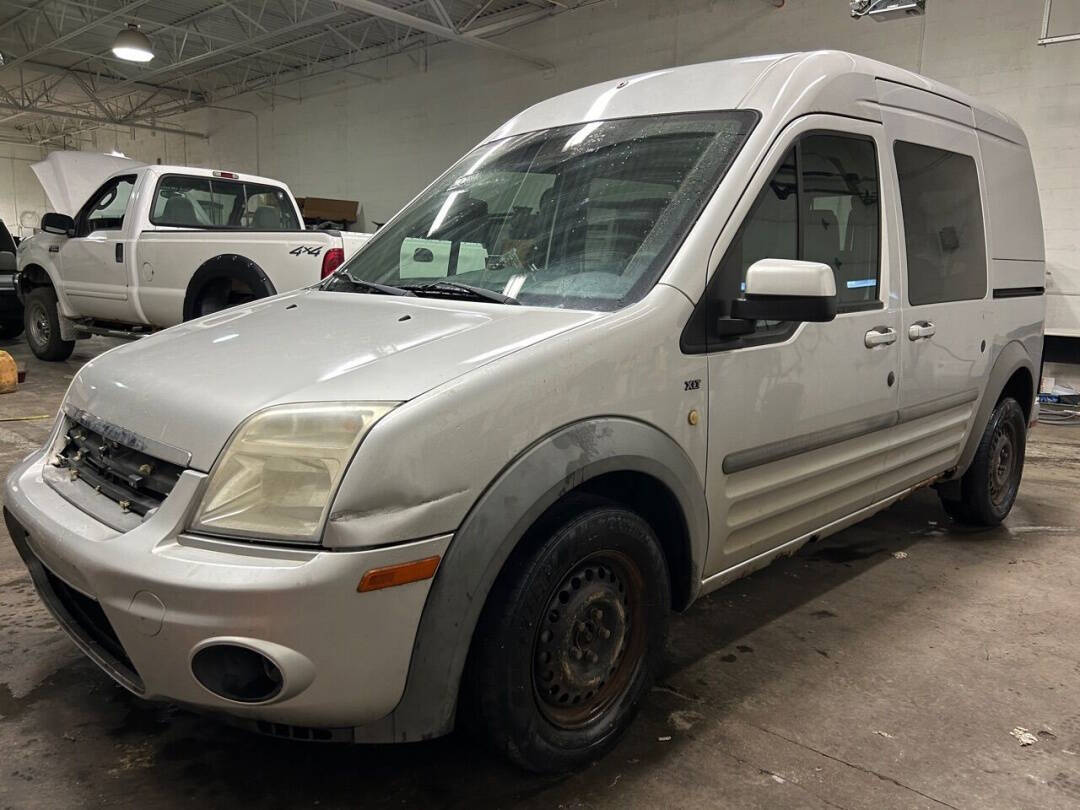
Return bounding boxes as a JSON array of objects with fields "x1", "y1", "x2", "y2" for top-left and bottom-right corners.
[
  {"x1": 939, "y1": 397, "x2": 1026, "y2": 526},
  {"x1": 0, "y1": 318, "x2": 22, "y2": 339},
  {"x1": 24, "y1": 287, "x2": 75, "y2": 361},
  {"x1": 466, "y1": 496, "x2": 670, "y2": 773}
]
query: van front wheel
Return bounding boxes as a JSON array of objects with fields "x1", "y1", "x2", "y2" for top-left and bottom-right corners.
[
  {"x1": 940, "y1": 397, "x2": 1027, "y2": 526},
  {"x1": 466, "y1": 497, "x2": 670, "y2": 773}
]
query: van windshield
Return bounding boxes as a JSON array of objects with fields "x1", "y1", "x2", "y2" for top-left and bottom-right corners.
[{"x1": 329, "y1": 111, "x2": 757, "y2": 310}]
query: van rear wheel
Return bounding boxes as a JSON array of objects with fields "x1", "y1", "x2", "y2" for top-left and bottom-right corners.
[
  {"x1": 940, "y1": 397, "x2": 1026, "y2": 526},
  {"x1": 24, "y1": 287, "x2": 74, "y2": 361},
  {"x1": 465, "y1": 496, "x2": 669, "y2": 773}
]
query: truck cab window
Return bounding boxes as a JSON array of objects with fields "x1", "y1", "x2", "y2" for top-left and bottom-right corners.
[
  {"x1": 82, "y1": 177, "x2": 135, "y2": 235},
  {"x1": 152, "y1": 176, "x2": 299, "y2": 230}
]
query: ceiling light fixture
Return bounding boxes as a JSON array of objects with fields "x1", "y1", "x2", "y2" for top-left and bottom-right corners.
[{"x1": 112, "y1": 23, "x2": 154, "y2": 62}]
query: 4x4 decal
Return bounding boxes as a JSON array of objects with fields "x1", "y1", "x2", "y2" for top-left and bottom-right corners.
[{"x1": 289, "y1": 245, "x2": 323, "y2": 257}]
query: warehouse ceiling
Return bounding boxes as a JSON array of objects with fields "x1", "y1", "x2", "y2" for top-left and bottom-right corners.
[{"x1": 0, "y1": 0, "x2": 577, "y2": 146}]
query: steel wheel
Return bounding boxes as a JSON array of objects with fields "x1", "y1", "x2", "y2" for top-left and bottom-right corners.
[
  {"x1": 943, "y1": 396, "x2": 1027, "y2": 526},
  {"x1": 988, "y1": 418, "x2": 1019, "y2": 510},
  {"x1": 27, "y1": 298, "x2": 50, "y2": 347},
  {"x1": 465, "y1": 496, "x2": 670, "y2": 772},
  {"x1": 533, "y1": 550, "x2": 647, "y2": 730}
]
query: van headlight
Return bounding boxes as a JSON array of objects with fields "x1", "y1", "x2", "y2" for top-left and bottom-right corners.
[{"x1": 191, "y1": 402, "x2": 397, "y2": 544}]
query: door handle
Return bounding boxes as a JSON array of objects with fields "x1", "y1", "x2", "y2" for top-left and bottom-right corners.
[
  {"x1": 864, "y1": 326, "x2": 897, "y2": 348},
  {"x1": 908, "y1": 321, "x2": 935, "y2": 341}
]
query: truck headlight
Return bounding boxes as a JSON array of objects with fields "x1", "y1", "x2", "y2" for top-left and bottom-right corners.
[{"x1": 191, "y1": 402, "x2": 397, "y2": 544}]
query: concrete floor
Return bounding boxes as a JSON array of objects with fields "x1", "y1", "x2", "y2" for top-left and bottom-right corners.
[{"x1": 2, "y1": 334, "x2": 1080, "y2": 810}]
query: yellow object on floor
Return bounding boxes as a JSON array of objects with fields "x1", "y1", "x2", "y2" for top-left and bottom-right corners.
[{"x1": 0, "y1": 350, "x2": 17, "y2": 393}]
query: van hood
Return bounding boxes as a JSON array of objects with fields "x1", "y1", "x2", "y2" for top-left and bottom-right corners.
[
  {"x1": 32, "y1": 151, "x2": 145, "y2": 215},
  {"x1": 65, "y1": 290, "x2": 598, "y2": 470}
]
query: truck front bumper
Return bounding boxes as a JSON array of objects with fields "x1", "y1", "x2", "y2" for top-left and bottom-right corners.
[{"x1": 4, "y1": 450, "x2": 450, "y2": 734}]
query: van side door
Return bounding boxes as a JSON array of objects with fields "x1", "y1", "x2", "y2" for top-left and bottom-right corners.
[
  {"x1": 877, "y1": 81, "x2": 992, "y2": 495},
  {"x1": 58, "y1": 173, "x2": 138, "y2": 321},
  {"x1": 689, "y1": 115, "x2": 902, "y2": 580}
]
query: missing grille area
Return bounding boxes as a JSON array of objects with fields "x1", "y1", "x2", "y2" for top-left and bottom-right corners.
[{"x1": 56, "y1": 422, "x2": 184, "y2": 516}]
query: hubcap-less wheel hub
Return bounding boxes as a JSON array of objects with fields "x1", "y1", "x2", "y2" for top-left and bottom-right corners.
[
  {"x1": 29, "y1": 302, "x2": 50, "y2": 344},
  {"x1": 533, "y1": 551, "x2": 645, "y2": 728},
  {"x1": 989, "y1": 424, "x2": 1016, "y2": 508}
]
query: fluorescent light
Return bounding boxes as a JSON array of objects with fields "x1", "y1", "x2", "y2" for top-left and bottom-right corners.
[{"x1": 112, "y1": 24, "x2": 153, "y2": 63}]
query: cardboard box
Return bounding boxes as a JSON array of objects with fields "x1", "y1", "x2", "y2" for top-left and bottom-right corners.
[{"x1": 297, "y1": 197, "x2": 359, "y2": 223}]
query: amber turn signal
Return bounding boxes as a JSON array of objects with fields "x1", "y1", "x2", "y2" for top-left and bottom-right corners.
[{"x1": 357, "y1": 555, "x2": 441, "y2": 592}]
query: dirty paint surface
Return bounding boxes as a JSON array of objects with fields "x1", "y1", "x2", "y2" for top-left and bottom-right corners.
[{"x1": 3, "y1": 335, "x2": 1080, "y2": 808}]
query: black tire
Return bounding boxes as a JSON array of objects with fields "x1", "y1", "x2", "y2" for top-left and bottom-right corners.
[
  {"x1": 0, "y1": 318, "x2": 22, "y2": 339},
  {"x1": 24, "y1": 287, "x2": 74, "y2": 361},
  {"x1": 465, "y1": 495, "x2": 670, "y2": 773},
  {"x1": 940, "y1": 397, "x2": 1027, "y2": 526}
]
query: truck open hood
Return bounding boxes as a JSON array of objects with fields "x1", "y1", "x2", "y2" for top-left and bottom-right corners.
[
  {"x1": 64, "y1": 290, "x2": 598, "y2": 470},
  {"x1": 32, "y1": 151, "x2": 145, "y2": 216}
]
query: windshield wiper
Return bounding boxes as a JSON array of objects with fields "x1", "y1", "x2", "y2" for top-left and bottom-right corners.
[
  {"x1": 323, "y1": 275, "x2": 415, "y2": 296},
  {"x1": 399, "y1": 280, "x2": 519, "y2": 305}
]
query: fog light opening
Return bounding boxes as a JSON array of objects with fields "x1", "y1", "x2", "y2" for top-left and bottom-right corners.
[{"x1": 192, "y1": 644, "x2": 284, "y2": 703}]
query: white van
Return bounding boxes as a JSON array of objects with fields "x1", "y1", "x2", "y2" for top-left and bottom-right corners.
[{"x1": 3, "y1": 51, "x2": 1044, "y2": 773}]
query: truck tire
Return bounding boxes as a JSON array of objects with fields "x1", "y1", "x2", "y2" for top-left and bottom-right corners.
[
  {"x1": 939, "y1": 397, "x2": 1026, "y2": 526},
  {"x1": 464, "y1": 495, "x2": 670, "y2": 772},
  {"x1": 0, "y1": 318, "x2": 22, "y2": 339},
  {"x1": 24, "y1": 287, "x2": 75, "y2": 361}
]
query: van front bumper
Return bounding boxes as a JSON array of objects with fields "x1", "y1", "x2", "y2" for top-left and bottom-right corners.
[{"x1": 3, "y1": 450, "x2": 450, "y2": 733}]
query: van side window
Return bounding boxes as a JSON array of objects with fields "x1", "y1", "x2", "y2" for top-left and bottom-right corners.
[
  {"x1": 717, "y1": 134, "x2": 881, "y2": 315},
  {"x1": 800, "y1": 134, "x2": 880, "y2": 308},
  {"x1": 894, "y1": 142, "x2": 986, "y2": 305},
  {"x1": 681, "y1": 131, "x2": 882, "y2": 353},
  {"x1": 714, "y1": 147, "x2": 798, "y2": 308},
  {"x1": 81, "y1": 176, "x2": 135, "y2": 235}
]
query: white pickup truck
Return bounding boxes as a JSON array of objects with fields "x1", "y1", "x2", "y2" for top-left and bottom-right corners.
[{"x1": 17, "y1": 152, "x2": 369, "y2": 360}]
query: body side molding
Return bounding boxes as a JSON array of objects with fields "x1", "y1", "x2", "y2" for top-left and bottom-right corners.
[
  {"x1": 722, "y1": 388, "x2": 979, "y2": 476},
  {"x1": 992, "y1": 286, "x2": 1044, "y2": 299}
]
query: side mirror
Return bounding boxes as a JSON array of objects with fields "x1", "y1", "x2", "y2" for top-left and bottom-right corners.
[
  {"x1": 0, "y1": 251, "x2": 14, "y2": 273},
  {"x1": 41, "y1": 212, "x2": 74, "y2": 236},
  {"x1": 730, "y1": 259, "x2": 837, "y2": 323}
]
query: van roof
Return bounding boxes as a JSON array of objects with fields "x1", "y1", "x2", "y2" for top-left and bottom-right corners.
[{"x1": 484, "y1": 50, "x2": 1024, "y2": 145}]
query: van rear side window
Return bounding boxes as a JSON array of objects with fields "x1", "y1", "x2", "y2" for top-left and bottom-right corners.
[{"x1": 894, "y1": 142, "x2": 987, "y2": 305}]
